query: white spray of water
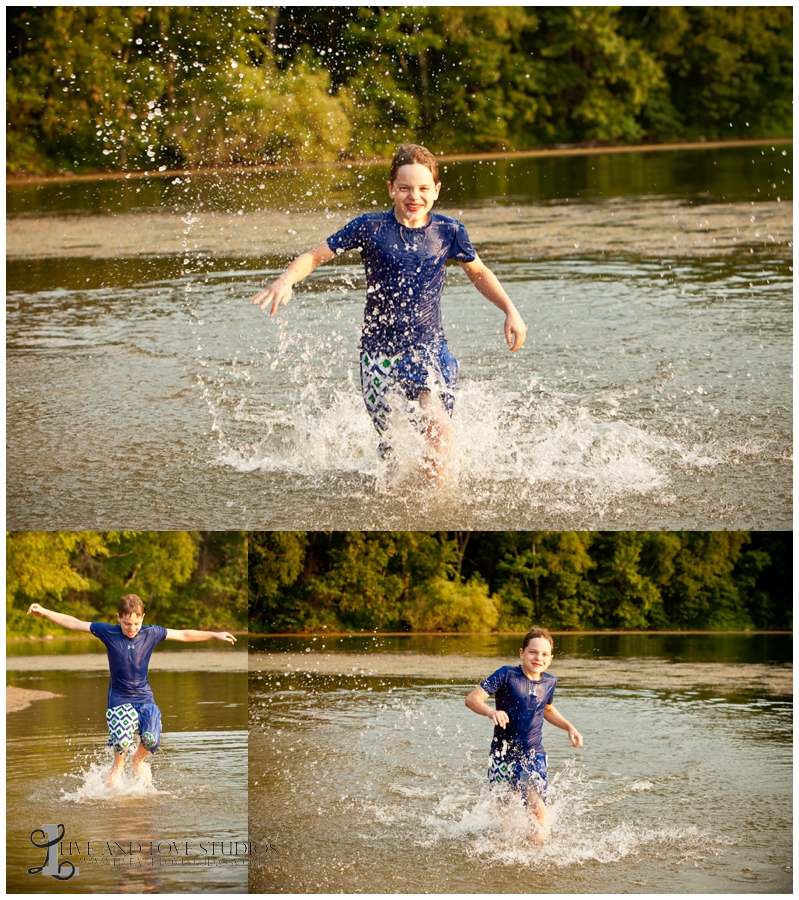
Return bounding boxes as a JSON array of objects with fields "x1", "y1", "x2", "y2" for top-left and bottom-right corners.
[
  {"x1": 204, "y1": 373, "x2": 698, "y2": 501},
  {"x1": 408, "y1": 761, "x2": 726, "y2": 870},
  {"x1": 61, "y1": 753, "x2": 170, "y2": 805}
]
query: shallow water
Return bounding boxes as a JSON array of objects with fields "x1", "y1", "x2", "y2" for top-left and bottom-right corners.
[
  {"x1": 6, "y1": 145, "x2": 792, "y2": 529},
  {"x1": 6, "y1": 668, "x2": 248, "y2": 893},
  {"x1": 248, "y1": 637, "x2": 792, "y2": 893}
]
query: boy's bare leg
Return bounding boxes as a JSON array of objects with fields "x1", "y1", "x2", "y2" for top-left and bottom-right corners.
[
  {"x1": 107, "y1": 749, "x2": 126, "y2": 787},
  {"x1": 131, "y1": 742, "x2": 153, "y2": 784},
  {"x1": 526, "y1": 786, "x2": 548, "y2": 843},
  {"x1": 418, "y1": 390, "x2": 452, "y2": 480}
]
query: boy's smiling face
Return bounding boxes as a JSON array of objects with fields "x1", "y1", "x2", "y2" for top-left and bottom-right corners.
[
  {"x1": 387, "y1": 163, "x2": 441, "y2": 228},
  {"x1": 519, "y1": 636, "x2": 553, "y2": 680},
  {"x1": 118, "y1": 612, "x2": 144, "y2": 638}
]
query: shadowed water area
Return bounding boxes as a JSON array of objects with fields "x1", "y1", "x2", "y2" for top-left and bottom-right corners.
[
  {"x1": 6, "y1": 144, "x2": 792, "y2": 529},
  {"x1": 249, "y1": 633, "x2": 791, "y2": 893},
  {"x1": 6, "y1": 649, "x2": 248, "y2": 893}
]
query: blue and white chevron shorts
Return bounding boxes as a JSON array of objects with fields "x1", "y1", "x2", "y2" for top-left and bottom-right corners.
[
  {"x1": 106, "y1": 702, "x2": 162, "y2": 754},
  {"x1": 488, "y1": 748, "x2": 548, "y2": 804},
  {"x1": 359, "y1": 342, "x2": 458, "y2": 438}
]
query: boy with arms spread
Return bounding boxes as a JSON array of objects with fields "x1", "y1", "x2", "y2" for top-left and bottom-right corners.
[
  {"x1": 251, "y1": 143, "x2": 527, "y2": 472},
  {"x1": 27, "y1": 594, "x2": 236, "y2": 786},
  {"x1": 465, "y1": 626, "x2": 583, "y2": 840}
]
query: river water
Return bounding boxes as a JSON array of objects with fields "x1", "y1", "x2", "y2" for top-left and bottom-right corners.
[
  {"x1": 6, "y1": 655, "x2": 248, "y2": 893},
  {"x1": 6, "y1": 143, "x2": 792, "y2": 530},
  {"x1": 249, "y1": 634, "x2": 792, "y2": 893}
]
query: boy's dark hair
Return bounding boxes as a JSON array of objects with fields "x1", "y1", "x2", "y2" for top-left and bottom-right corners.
[
  {"x1": 522, "y1": 626, "x2": 554, "y2": 653},
  {"x1": 118, "y1": 594, "x2": 144, "y2": 617},
  {"x1": 390, "y1": 143, "x2": 440, "y2": 184}
]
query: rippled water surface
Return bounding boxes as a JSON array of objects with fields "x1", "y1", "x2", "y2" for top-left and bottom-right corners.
[
  {"x1": 249, "y1": 635, "x2": 792, "y2": 893},
  {"x1": 6, "y1": 668, "x2": 248, "y2": 893},
  {"x1": 6, "y1": 144, "x2": 792, "y2": 529}
]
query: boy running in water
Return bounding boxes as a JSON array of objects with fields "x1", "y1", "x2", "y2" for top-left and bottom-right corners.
[
  {"x1": 251, "y1": 143, "x2": 527, "y2": 473},
  {"x1": 465, "y1": 626, "x2": 583, "y2": 840},
  {"x1": 27, "y1": 595, "x2": 236, "y2": 786}
]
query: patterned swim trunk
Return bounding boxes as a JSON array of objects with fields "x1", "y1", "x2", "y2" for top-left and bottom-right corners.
[
  {"x1": 488, "y1": 748, "x2": 548, "y2": 804},
  {"x1": 106, "y1": 702, "x2": 162, "y2": 754},
  {"x1": 359, "y1": 342, "x2": 458, "y2": 443}
]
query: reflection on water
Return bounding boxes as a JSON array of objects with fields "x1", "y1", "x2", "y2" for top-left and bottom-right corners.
[
  {"x1": 6, "y1": 634, "x2": 251, "y2": 657},
  {"x1": 6, "y1": 145, "x2": 792, "y2": 530},
  {"x1": 250, "y1": 631, "x2": 793, "y2": 666},
  {"x1": 7, "y1": 143, "x2": 792, "y2": 217},
  {"x1": 6, "y1": 670, "x2": 247, "y2": 893},
  {"x1": 249, "y1": 659, "x2": 792, "y2": 893}
]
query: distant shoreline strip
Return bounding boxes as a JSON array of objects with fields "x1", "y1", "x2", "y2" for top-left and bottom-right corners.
[{"x1": 7, "y1": 137, "x2": 792, "y2": 186}]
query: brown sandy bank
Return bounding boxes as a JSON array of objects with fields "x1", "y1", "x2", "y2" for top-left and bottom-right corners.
[
  {"x1": 249, "y1": 652, "x2": 792, "y2": 698},
  {"x1": 5, "y1": 198, "x2": 791, "y2": 262},
  {"x1": 7, "y1": 685, "x2": 62, "y2": 713},
  {"x1": 6, "y1": 650, "x2": 247, "y2": 674}
]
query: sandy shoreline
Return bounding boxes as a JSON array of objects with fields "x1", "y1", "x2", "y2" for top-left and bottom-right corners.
[
  {"x1": 6, "y1": 686, "x2": 63, "y2": 713},
  {"x1": 5, "y1": 198, "x2": 792, "y2": 262},
  {"x1": 249, "y1": 652, "x2": 793, "y2": 697},
  {"x1": 6, "y1": 137, "x2": 792, "y2": 186},
  {"x1": 6, "y1": 650, "x2": 247, "y2": 673}
]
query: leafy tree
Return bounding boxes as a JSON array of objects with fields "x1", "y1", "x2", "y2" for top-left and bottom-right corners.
[
  {"x1": 493, "y1": 531, "x2": 596, "y2": 629},
  {"x1": 247, "y1": 531, "x2": 791, "y2": 633},
  {"x1": 248, "y1": 531, "x2": 310, "y2": 631},
  {"x1": 307, "y1": 531, "x2": 459, "y2": 630},
  {"x1": 6, "y1": 531, "x2": 122, "y2": 633},
  {"x1": 7, "y1": 7, "x2": 792, "y2": 174},
  {"x1": 621, "y1": 6, "x2": 794, "y2": 140},
  {"x1": 659, "y1": 532, "x2": 753, "y2": 629},
  {"x1": 7, "y1": 7, "x2": 146, "y2": 172},
  {"x1": 738, "y1": 532, "x2": 791, "y2": 630},
  {"x1": 7, "y1": 531, "x2": 245, "y2": 635},
  {"x1": 532, "y1": 7, "x2": 667, "y2": 145},
  {"x1": 405, "y1": 575, "x2": 499, "y2": 632}
]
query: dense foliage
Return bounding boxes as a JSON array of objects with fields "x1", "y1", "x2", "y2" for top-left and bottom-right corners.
[
  {"x1": 6, "y1": 531, "x2": 247, "y2": 635},
  {"x1": 248, "y1": 531, "x2": 791, "y2": 633},
  {"x1": 7, "y1": 6, "x2": 792, "y2": 174}
]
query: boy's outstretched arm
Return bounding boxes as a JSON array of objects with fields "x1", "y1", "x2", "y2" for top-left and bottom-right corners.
[
  {"x1": 165, "y1": 629, "x2": 237, "y2": 645},
  {"x1": 459, "y1": 256, "x2": 527, "y2": 352},
  {"x1": 252, "y1": 242, "x2": 336, "y2": 315},
  {"x1": 465, "y1": 686, "x2": 509, "y2": 728},
  {"x1": 26, "y1": 603, "x2": 92, "y2": 633},
  {"x1": 544, "y1": 703, "x2": 583, "y2": 747}
]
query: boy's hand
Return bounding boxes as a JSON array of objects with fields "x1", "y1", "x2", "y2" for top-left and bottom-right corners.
[
  {"x1": 252, "y1": 279, "x2": 293, "y2": 316},
  {"x1": 215, "y1": 632, "x2": 237, "y2": 644},
  {"x1": 489, "y1": 709, "x2": 510, "y2": 729},
  {"x1": 505, "y1": 310, "x2": 527, "y2": 352},
  {"x1": 27, "y1": 603, "x2": 45, "y2": 616},
  {"x1": 568, "y1": 727, "x2": 583, "y2": 748}
]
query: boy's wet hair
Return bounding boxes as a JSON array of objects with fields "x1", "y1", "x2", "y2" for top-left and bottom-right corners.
[
  {"x1": 390, "y1": 143, "x2": 440, "y2": 184},
  {"x1": 118, "y1": 594, "x2": 144, "y2": 617},
  {"x1": 522, "y1": 626, "x2": 554, "y2": 653}
]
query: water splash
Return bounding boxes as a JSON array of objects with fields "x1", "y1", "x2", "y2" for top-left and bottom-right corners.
[
  {"x1": 61, "y1": 754, "x2": 170, "y2": 805},
  {"x1": 410, "y1": 762, "x2": 725, "y2": 870},
  {"x1": 204, "y1": 373, "x2": 695, "y2": 499}
]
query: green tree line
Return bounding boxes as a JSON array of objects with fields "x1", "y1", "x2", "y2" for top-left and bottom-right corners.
[
  {"x1": 248, "y1": 531, "x2": 791, "y2": 633},
  {"x1": 7, "y1": 6, "x2": 792, "y2": 174},
  {"x1": 6, "y1": 531, "x2": 247, "y2": 636}
]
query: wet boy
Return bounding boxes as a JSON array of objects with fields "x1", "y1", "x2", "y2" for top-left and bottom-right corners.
[
  {"x1": 27, "y1": 595, "x2": 236, "y2": 785},
  {"x1": 465, "y1": 626, "x2": 582, "y2": 839},
  {"x1": 251, "y1": 143, "x2": 527, "y2": 470}
]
